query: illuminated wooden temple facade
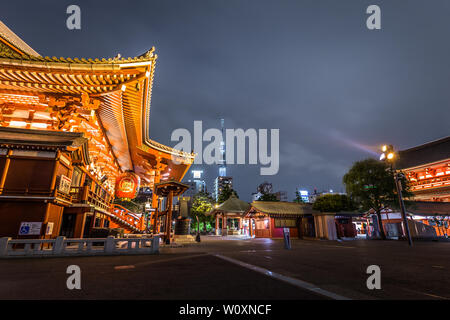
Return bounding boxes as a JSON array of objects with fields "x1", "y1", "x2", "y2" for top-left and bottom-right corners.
[
  {"x1": 0, "y1": 21, "x2": 194, "y2": 239},
  {"x1": 397, "y1": 137, "x2": 450, "y2": 202}
]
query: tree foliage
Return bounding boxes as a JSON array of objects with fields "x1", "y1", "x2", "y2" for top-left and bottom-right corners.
[
  {"x1": 343, "y1": 158, "x2": 413, "y2": 239},
  {"x1": 257, "y1": 192, "x2": 279, "y2": 201},
  {"x1": 190, "y1": 191, "x2": 215, "y2": 232},
  {"x1": 293, "y1": 190, "x2": 305, "y2": 203},
  {"x1": 217, "y1": 184, "x2": 239, "y2": 204},
  {"x1": 312, "y1": 194, "x2": 355, "y2": 212}
]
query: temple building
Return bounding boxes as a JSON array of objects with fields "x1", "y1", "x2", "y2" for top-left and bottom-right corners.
[
  {"x1": 210, "y1": 195, "x2": 250, "y2": 236},
  {"x1": 245, "y1": 201, "x2": 358, "y2": 240},
  {"x1": 0, "y1": 21, "x2": 194, "y2": 240},
  {"x1": 362, "y1": 137, "x2": 450, "y2": 239},
  {"x1": 397, "y1": 136, "x2": 450, "y2": 202}
]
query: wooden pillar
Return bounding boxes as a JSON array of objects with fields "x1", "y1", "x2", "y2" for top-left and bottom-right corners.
[
  {"x1": 239, "y1": 218, "x2": 242, "y2": 234},
  {"x1": 215, "y1": 214, "x2": 219, "y2": 235},
  {"x1": 152, "y1": 206, "x2": 159, "y2": 234},
  {"x1": 151, "y1": 158, "x2": 162, "y2": 234},
  {"x1": 0, "y1": 149, "x2": 12, "y2": 194},
  {"x1": 73, "y1": 212, "x2": 86, "y2": 238},
  {"x1": 268, "y1": 217, "x2": 272, "y2": 238},
  {"x1": 165, "y1": 190, "x2": 173, "y2": 244},
  {"x1": 49, "y1": 151, "x2": 61, "y2": 192},
  {"x1": 151, "y1": 194, "x2": 159, "y2": 233},
  {"x1": 249, "y1": 218, "x2": 253, "y2": 237},
  {"x1": 138, "y1": 212, "x2": 145, "y2": 231},
  {"x1": 222, "y1": 213, "x2": 227, "y2": 236}
]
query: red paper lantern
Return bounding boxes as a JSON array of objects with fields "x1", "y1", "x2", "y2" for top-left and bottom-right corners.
[{"x1": 115, "y1": 172, "x2": 140, "y2": 200}]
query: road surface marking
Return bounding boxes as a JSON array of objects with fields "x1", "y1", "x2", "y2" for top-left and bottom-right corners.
[
  {"x1": 432, "y1": 265, "x2": 444, "y2": 269},
  {"x1": 114, "y1": 265, "x2": 135, "y2": 270},
  {"x1": 212, "y1": 254, "x2": 351, "y2": 300}
]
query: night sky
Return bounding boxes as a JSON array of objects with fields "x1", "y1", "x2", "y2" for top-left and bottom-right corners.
[{"x1": 3, "y1": 1, "x2": 450, "y2": 201}]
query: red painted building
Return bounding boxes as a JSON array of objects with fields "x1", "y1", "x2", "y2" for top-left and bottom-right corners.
[
  {"x1": 0, "y1": 20, "x2": 193, "y2": 239},
  {"x1": 397, "y1": 136, "x2": 450, "y2": 202}
]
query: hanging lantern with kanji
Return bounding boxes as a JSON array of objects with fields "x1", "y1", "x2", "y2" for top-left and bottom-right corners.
[{"x1": 115, "y1": 171, "x2": 141, "y2": 200}]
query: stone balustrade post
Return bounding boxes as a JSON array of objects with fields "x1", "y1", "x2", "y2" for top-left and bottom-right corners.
[
  {"x1": 0, "y1": 237, "x2": 11, "y2": 257},
  {"x1": 104, "y1": 236, "x2": 115, "y2": 254},
  {"x1": 53, "y1": 236, "x2": 66, "y2": 255}
]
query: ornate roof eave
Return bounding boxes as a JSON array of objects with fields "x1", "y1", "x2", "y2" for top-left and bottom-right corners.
[
  {"x1": 0, "y1": 37, "x2": 193, "y2": 181},
  {"x1": 0, "y1": 47, "x2": 156, "y2": 71},
  {"x1": 142, "y1": 139, "x2": 195, "y2": 162}
]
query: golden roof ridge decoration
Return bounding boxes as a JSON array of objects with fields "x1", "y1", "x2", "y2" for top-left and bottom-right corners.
[{"x1": 0, "y1": 47, "x2": 156, "y2": 65}]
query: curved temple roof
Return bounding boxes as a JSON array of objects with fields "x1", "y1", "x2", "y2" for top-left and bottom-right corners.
[
  {"x1": 0, "y1": 20, "x2": 39, "y2": 56},
  {"x1": 247, "y1": 201, "x2": 317, "y2": 218},
  {"x1": 210, "y1": 195, "x2": 250, "y2": 215},
  {"x1": 0, "y1": 21, "x2": 194, "y2": 185}
]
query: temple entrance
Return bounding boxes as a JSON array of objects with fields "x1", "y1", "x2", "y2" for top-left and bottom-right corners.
[
  {"x1": 83, "y1": 215, "x2": 93, "y2": 238},
  {"x1": 227, "y1": 217, "x2": 241, "y2": 235},
  {"x1": 301, "y1": 215, "x2": 316, "y2": 238},
  {"x1": 60, "y1": 213, "x2": 76, "y2": 238},
  {"x1": 254, "y1": 218, "x2": 270, "y2": 238}
]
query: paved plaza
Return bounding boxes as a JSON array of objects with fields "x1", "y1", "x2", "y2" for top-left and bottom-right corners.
[{"x1": 0, "y1": 237, "x2": 448, "y2": 300}]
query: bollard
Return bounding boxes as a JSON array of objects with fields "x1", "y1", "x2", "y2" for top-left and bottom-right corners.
[
  {"x1": 53, "y1": 236, "x2": 66, "y2": 255},
  {"x1": 0, "y1": 237, "x2": 11, "y2": 257},
  {"x1": 283, "y1": 228, "x2": 291, "y2": 250}
]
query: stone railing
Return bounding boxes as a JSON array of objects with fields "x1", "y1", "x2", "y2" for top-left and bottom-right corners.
[{"x1": 0, "y1": 236, "x2": 159, "y2": 258}]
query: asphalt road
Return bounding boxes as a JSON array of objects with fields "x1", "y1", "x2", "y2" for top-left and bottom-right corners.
[{"x1": 0, "y1": 236, "x2": 448, "y2": 300}]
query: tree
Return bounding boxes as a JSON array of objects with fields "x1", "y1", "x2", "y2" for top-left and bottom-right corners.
[
  {"x1": 343, "y1": 158, "x2": 413, "y2": 240},
  {"x1": 190, "y1": 191, "x2": 214, "y2": 233},
  {"x1": 257, "y1": 193, "x2": 279, "y2": 201},
  {"x1": 217, "y1": 184, "x2": 238, "y2": 204},
  {"x1": 293, "y1": 190, "x2": 305, "y2": 203},
  {"x1": 312, "y1": 194, "x2": 355, "y2": 212}
]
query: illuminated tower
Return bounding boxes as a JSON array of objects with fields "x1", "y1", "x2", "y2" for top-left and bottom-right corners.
[
  {"x1": 214, "y1": 119, "x2": 233, "y2": 201},
  {"x1": 218, "y1": 118, "x2": 226, "y2": 177}
]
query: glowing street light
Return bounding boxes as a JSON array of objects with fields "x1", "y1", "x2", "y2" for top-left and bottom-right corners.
[{"x1": 379, "y1": 144, "x2": 413, "y2": 246}]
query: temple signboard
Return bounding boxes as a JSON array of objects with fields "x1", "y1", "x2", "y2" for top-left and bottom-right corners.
[{"x1": 57, "y1": 175, "x2": 72, "y2": 195}]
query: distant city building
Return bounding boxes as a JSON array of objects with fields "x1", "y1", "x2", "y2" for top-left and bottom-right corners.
[
  {"x1": 296, "y1": 189, "x2": 310, "y2": 203},
  {"x1": 183, "y1": 169, "x2": 206, "y2": 198},
  {"x1": 274, "y1": 191, "x2": 288, "y2": 202},
  {"x1": 214, "y1": 176, "x2": 233, "y2": 202},
  {"x1": 308, "y1": 189, "x2": 346, "y2": 203},
  {"x1": 183, "y1": 181, "x2": 198, "y2": 199}
]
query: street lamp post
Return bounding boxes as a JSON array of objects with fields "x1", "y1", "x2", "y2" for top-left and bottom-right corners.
[{"x1": 380, "y1": 145, "x2": 413, "y2": 246}]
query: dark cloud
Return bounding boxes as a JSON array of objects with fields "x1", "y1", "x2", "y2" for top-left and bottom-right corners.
[{"x1": 3, "y1": 0, "x2": 450, "y2": 201}]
